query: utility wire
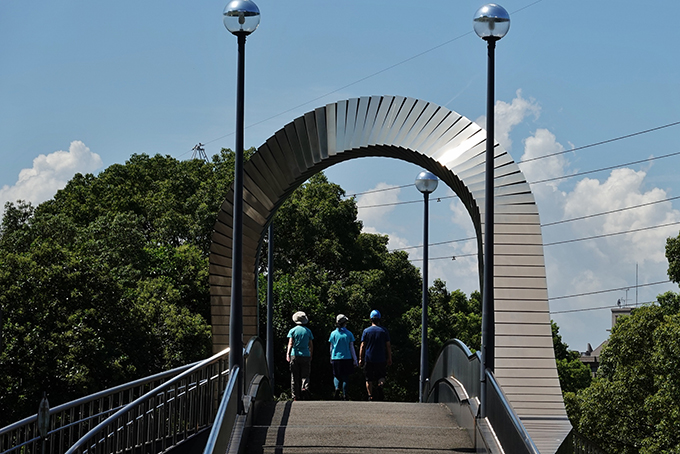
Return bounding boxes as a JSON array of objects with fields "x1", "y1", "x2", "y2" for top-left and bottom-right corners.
[
  {"x1": 550, "y1": 301, "x2": 656, "y2": 315},
  {"x1": 393, "y1": 194, "x2": 680, "y2": 252},
  {"x1": 519, "y1": 120, "x2": 680, "y2": 164},
  {"x1": 346, "y1": 184, "x2": 413, "y2": 198},
  {"x1": 357, "y1": 150, "x2": 680, "y2": 209},
  {"x1": 549, "y1": 281, "x2": 671, "y2": 302},
  {"x1": 180, "y1": 1, "x2": 549, "y2": 158},
  {"x1": 408, "y1": 221, "x2": 680, "y2": 261},
  {"x1": 541, "y1": 195, "x2": 680, "y2": 227},
  {"x1": 528, "y1": 150, "x2": 680, "y2": 186},
  {"x1": 543, "y1": 221, "x2": 680, "y2": 247}
]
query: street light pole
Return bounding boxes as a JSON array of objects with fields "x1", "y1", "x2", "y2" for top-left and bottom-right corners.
[
  {"x1": 223, "y1": 0, "x2": 260, "y2": 415},
  {"x1": 473, "y1": 3, "x2": 509, "y2": 419},
  {"x1": 267, "y1": 222, "x2": 275, "y2": 390},
  {"x1": 415, "y1": 170, "x2": 438, "y2": 403}
]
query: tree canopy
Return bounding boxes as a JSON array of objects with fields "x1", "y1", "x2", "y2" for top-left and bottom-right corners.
[
  {"x1": 258, "y1": 174, "x2": 483, "y2": 402},
  {"x1": 552, "y1": 321, "x2": 592, "y2": 394},
  {"x1": 0, "y1": 152, "x2": 241, "y2": 425},
  {"x1": 564, "y1": 232, "x2": 680, "y2": 453},
  {"x1": 0, "y1": 152, "x2": 483, "y2": 426}
]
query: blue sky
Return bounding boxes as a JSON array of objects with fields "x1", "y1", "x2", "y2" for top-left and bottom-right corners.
[{"x1": 2, "y1": 0, "x2": 680, "y2": 350}]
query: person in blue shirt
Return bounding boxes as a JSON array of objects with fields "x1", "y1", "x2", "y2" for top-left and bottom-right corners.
[
  {"x1": 359, "y1": 310, "x2": 392, "y2": 401},
  {"x1": 286, "y1": 311, "x2": 314, "y2": 401},
  {"x1": 328, "y1": 314, "x2": 358, "y2": 400}
]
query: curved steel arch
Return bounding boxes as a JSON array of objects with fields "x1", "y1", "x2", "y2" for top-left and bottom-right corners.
[{"x1": 209, "y1": 95, "x2": 570, "y2": 452}]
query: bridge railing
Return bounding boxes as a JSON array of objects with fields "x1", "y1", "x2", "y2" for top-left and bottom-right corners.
[
  {"x1": 203, "y1": 337, "x2": 272, "y2": 454},
  {"x1": 428, "y1": 339, "x2": 481, "y2": 399},
  {"x1": 0, "y1": 363, "x2": 197, "y2": 454},
  {"x1": 57, "y1": 347, "x2": 230, "y2": 454},
  {"x1": 427, "y1": 339, "x2": 540, "y2": 454},
  {"x1": 558, "y1": 430, "x2": 609, "y2": 454},
  {"x1": 486, "y1": 368, "x2": 540, "y2": 453}
]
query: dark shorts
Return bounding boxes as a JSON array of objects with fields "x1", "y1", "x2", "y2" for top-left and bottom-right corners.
[
  {"x1": 332, "y1": 359, "x2": 354, "y2": 377},
  {"x1": 364, "y1": 361, "x2": 387, "y2": 382}
]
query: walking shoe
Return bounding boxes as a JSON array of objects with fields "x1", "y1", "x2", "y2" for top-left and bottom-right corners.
[
  {"x1": 334, "y1": 389, "x2": 341, "y2": 400},
  {"x1": 375, "y1": 384, "x2": 384, "y2": 401}
]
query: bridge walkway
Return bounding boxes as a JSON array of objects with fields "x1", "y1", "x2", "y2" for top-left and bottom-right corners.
[{"x1": 245, "y1": 401, "x2": 474, "y2": 454}]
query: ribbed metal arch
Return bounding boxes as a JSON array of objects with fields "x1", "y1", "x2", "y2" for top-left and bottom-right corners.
[{"x1": 208, "y1": 95, "x2": 571, "y2": 453}]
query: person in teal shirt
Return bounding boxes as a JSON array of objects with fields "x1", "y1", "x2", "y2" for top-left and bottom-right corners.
[
  {"x1": 328, "y1": 314, "x2": 358, "y2": 400},
  {"x1": 287, "y1": 311, "x2": 314, "y2": 401}
]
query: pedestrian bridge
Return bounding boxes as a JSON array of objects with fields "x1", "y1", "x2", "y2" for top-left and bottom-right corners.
[
  {"x1": 1, "y1": 337, "x2": 588, "y2": 454},
  {"x1": 2, "y1": 96, "x2": 587, "y2": 453}
]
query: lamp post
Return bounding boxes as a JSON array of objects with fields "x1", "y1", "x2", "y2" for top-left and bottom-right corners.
[
  {"x1": 415, "y1": 170, "x2": 438, "y2": 403},
  {"x1": 224, "y1": 0, "x2": 260, "y2": 414},
  {"x1": 473, "y1": 3, "x2": 509, "y2": 419},
  {"x1": 267, "y1": 222, "x2": 275, "y2": 390},
  {"x1": 38, "y1": 393, "x2": 50, "y2": 454}
]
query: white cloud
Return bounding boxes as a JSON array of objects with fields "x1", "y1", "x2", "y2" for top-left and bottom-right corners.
[
  {"x1": 563, "y1": 168, "x2": 680, "y2": 264},
  {"x1": 476, "y1": 89, "x2": 540, "y2": 151},
  {"x1": 470, "y1": 90, "x2": 680, "y2": 349},
  {"x1": 0, "y1": 141, "x2": 103, "y2": 210},
  {"x1": 520, "y1": 129, "x2": 568, "y2": 188},
  {"x1": 545, "y1": 166, "x2": 680, "y2": 349},
  {"x1": 356, "y1": 182, "x2": 401, "y2": 231}
]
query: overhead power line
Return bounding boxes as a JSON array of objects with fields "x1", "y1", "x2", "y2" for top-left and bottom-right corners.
[
  {"x1": 548, "y1": 280, "x2": 671, "y2": 301},
  {"x1": 394, "y1": 195, "x2": 680, "y2": 252},
  {"x1": 186, "y1": 0, "x2": 674, "y2": 163},
  {"x1": 357, "y1": 150, "x2": 680, "y2": 210},
  {"x1": 408, "y1": 221, "x2": 680, "y2": 262},
  {"x1": 550, "y1": 301, "x2": 656, "y2": 315},
  {"x1": 541, "y1": 195, "x2": 680, "y2": 227},
  {"x1": 528, "y1": 150, "x2": 680, "y2": 186},
  {"x1": 543, "y1": 221, "x2": 680, "y2": 247},
  {"x1": 346, "y1": 184, "x2": 412, "y2": 199},
  {"x1": 519, "y1": 120, "x2": 680, "y2": 164}
]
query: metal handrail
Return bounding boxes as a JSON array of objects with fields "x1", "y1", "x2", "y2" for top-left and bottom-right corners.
[
  {"x1": 428, "y1": 339, "x2": 481, "y2": 400},
  {"x1": 486, "y1": 369, "x2": 541, "y2": 454},
  {"x1": 202, "y1": 367, "x2": 240, "y2": 454},
  {"x1": 64, "y1": 347, "x2": 230, "y2": 454},
  {"x1": 0, "y1": 363, "x2": 197, "y2": 454},
  {"x1": 427, "y1": 339, "x2": 541, "y2": 454},
  {"x1": 203, "y1": 337, "x2": 271, "y2": 454},
  {"x1": 242, "y1": 337, "x2": 268, "y2": 391},
  {"x1": 559, "y1": 429, "x2": 609, "y2": 454}
]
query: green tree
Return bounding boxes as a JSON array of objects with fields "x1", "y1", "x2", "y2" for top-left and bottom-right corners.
[
  {"x1": 0, "y1": 152, "x2": 244, "y2": 425},
  {"x1": 258, "y1": 174, "x2": 424, "y2": 402},
  {"x1": 573, "y1": 301, "x2": 680, "y2": 453},
  {"x1": 403, "y1": 278, "x2": 481, "y2": 373},
  {"x1": 551, "y1": 321, "x2": 592, "y2": 394},
  {"x1": 565, "y1": 233, "x2": 680, "y2": 453}
]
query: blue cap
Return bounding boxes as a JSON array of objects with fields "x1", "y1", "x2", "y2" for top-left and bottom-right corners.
[{"x1": 370, "y1": 310, "x2": 381, "y2": 319}]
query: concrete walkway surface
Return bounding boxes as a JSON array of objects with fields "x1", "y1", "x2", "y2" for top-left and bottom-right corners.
[{"x1": 245, "y1": 401, "x2": 475, "y2": 454}]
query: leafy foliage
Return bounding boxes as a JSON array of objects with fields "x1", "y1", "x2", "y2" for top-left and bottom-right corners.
[
  {"x1": 565, "y1": 232, "x2": 680, "y2": 453},
  {"x1": 572, "y1": 302, "x2": 679, "y2": 453},
  {"x1": 552, "y1": 321, "x2": 592, "y2": 394},
  {"x1": 403, "y1": 279, "x2": 481, "y2": 367},
  {"x1": 0, "y1": 152, "x2": 243, "y2": 425},
  {"x1": 0, "y1": 153, "x2": 481, "y2": 426},
  {"x1": 554, "y1": 235, "x2": 680, "y2": 454},
  {"x1": 258, "y1": 175, "x2": 482, "y2": 402}
]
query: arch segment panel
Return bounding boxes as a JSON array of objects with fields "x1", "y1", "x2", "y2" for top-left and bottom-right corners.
[{"x1": 209, "y1": 95, "x2": 570, "y2": 452}]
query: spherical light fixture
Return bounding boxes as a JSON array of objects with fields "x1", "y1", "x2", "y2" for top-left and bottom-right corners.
[
  {"x1": 473, "y1": 3, "x2": 510, "y2": 40},
  {"x1": 415, "y1": 171, "x2": 439, "y2": 194},
  {"x1": 223, "y1": 0, "x2": 260, "y2": 35}
]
